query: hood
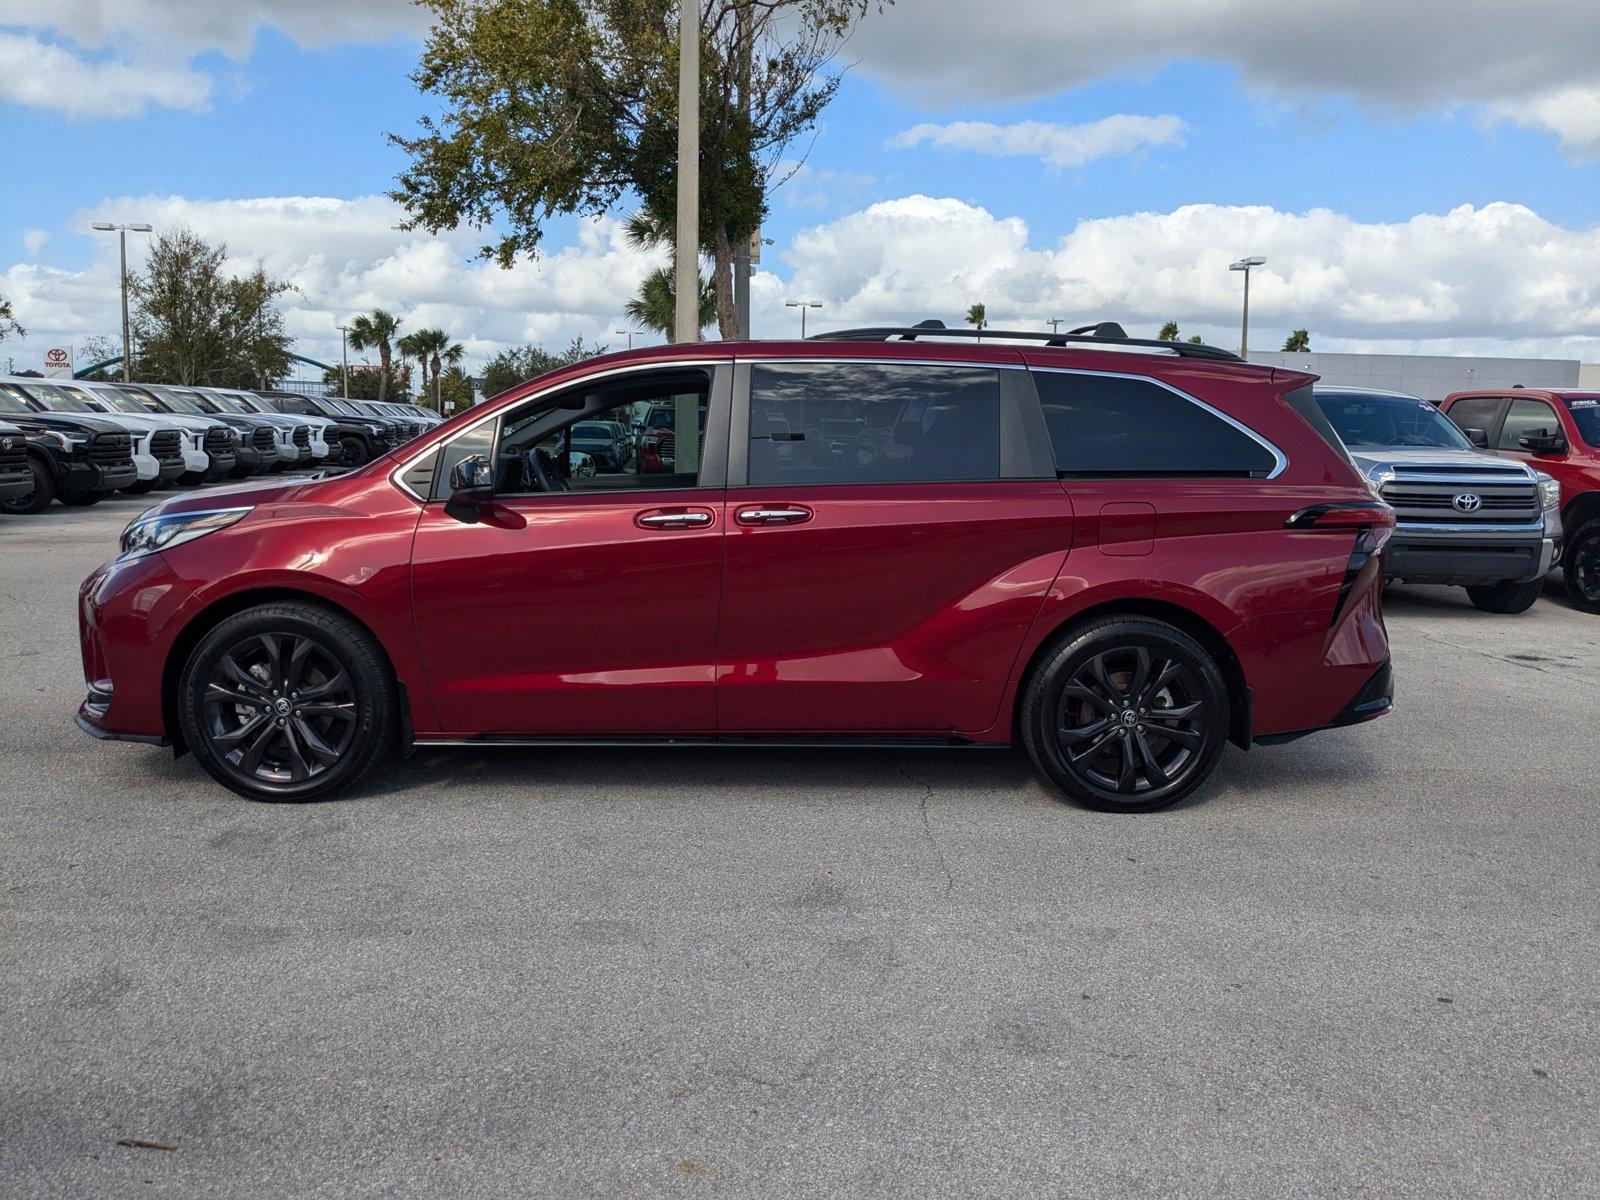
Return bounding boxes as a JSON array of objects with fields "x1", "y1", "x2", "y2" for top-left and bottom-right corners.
[
  {"x1": 7, "y1": 410, "x2": 133, "y2": 435},
  {"x1": 143, "y1": 471, "x2": 345, "y2": 519},
  {"x1": 1346, "y1": 445, "x2": 1537, "y2": 480},
  {"x1": 83, "y1": 405, "x2": 225, "y2": 434}
]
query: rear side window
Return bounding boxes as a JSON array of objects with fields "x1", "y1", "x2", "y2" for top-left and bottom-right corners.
[
  {"x1": 1497, "y1": 398, "x2": 1561, "y2": 450},
  {"x1": 1562, "y1": 396, "x2": 1600, "y2": 448},
  {"x1": 747, "y1": 362, "x2": 1001, "y2": 486},
  {"x1": 1035, "y1": 371, "x2": 1277, "y2": 477}
]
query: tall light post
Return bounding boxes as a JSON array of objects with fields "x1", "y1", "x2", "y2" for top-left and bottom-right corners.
[
  {"x1": 614, "y1": 329, "x2": 635, "y2": 351},
  {"x1": 90, "y1": 221, "x2": 152, "y2": 382},
  {"x1": 673, "y1": 1, "x2": 700, "y2": 344},
  {"x1": 785, "y1": 300, "x2": 822, "y2": 338},
  {"x1": 1228, "y1": 256, "x2": 1266, "y2": 358},
  {"x1": 338, "y1": 324, "x2": 351, "y2": 398},
  {"x1": 1046, "y1": 318, "x2": 1064, "y2": 335}
]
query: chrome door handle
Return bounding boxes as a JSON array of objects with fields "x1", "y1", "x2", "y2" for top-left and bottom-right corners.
[
  {"x1": 736, "y1": 507, "x2": 812, "y2": 526},
  {"x1": 637, "y1": 511, "x2": 712, "y2": 528}
]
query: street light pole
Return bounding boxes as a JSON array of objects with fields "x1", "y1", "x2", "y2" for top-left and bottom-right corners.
[
  {"x1": 1046, "y1": 318, "x2": 1064, "y2": 335},
  {"x1": 338, "y1": 324, "x2": 351, "y2": 398},
  {"x1": 1228, "y1": 256, "x2": 1266, "y2": 358},
  {"x1": 614, "y1": 330, "x2": 635, "y2": 351},
  {"x1": 785, "y1": 300, "x2": 821, "y2": 338},
  {"x1": 90, "y1": 221, "x2": 153, "y2": 382},
  {"x1": 673, "y1": 0, "x2": 701, "y2": 344}
]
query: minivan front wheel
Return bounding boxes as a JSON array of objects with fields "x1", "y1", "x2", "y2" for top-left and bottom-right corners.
[
  {"x1": 1021, "y1": 617, "x2": 1229, "y2": 813},
  {"x1": 177, "y1": 602, "x2": 398, "y2": 802}
]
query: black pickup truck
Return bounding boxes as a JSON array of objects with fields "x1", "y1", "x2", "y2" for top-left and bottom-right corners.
[
  {"x1": 0, "y1": 419, "x2": 34, "y2": 504},
  {"x1": 0, "y1": 383, "x2": 139, "y2": 513}
]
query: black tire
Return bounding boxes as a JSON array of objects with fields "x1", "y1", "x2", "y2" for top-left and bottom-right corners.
[
  {"x1": 1020, "y1": 617, "x2": 1230, "y2": 813},
  {"x1": 1564, "y1": 520, "x2": 1600, "y2": 615},
  {"x1": 1465, "y1": 579, "x2": 1543, "y2": 614},
  {"x1": 177, "y1": 602, "x2": 398, "y2": 802},
  {"x1": 122, "y1": 479, "x2": 159, "y2": 495},
  {"x1": 0, "y1": 458, "x2": 57, "y2": 515},
  {"x1": 58, "y1": 491, "x2": 105, "y2": 507},
  {"x1": 339, "y1": 436, "x2": 372, "y2": 468}
]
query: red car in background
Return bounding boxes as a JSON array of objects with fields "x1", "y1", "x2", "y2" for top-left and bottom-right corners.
[
  {"x1": 1439, "y1": 389, "x2": 1600, "y2": 613},
  {"x1": 77, "y1": 322, "x2": 1394, "y2": 812}
]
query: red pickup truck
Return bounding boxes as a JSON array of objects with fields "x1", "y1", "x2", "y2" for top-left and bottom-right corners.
[{"x1": 1439, "y1": 390, "x2": 1600, "y2": 613}]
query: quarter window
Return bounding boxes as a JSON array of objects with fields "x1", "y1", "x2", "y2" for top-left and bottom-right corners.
[
  {"x1": 1035, "y1": 372, "x2": 1276, "y2": 477},
  {"x1": 746, "y1": 362, "x2": 1001, "y2": 486}
]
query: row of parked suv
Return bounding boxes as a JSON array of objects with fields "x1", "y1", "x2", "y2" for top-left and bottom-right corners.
[{"x1": 0, "y1": 376, "x2": 443, "y2": 515}]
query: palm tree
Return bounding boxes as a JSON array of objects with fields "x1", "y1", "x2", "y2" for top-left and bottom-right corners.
[
  {"x1": 396, "y1": 331, "x2": 428, "y2": 401},
  {"x1": 1157, "y1": 320, "x2": 1180, "y2": 342},
  {"x1": 345, "y1": 309, "x2": 401, "y2": 400},
  {"x1": 625, "y1": 267, "x2": 715, "y2": 343},
  {"x1": 1282, "y1": 329, "x2": 1311, "y2": 352},
  {"x1": 409, "y1": 328, "x2": 465, "y2": 411},
  {"x1": 966, "y1": 303, "x2": 987, "y2": 342}
]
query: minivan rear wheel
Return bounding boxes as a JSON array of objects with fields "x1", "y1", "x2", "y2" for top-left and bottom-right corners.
[
  {"x1": 1021, "y1": 617, "x2": 1229, "y2": 813},
  {"x1": 177, "y1": 601, "x2": 398, "y2": 802}
]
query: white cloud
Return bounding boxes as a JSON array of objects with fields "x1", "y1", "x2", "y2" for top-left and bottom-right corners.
[
  {"x1": 854, "y1": 0, "x2": 1600, "y2": 158},
  {"x1": 3, "y1": 192, "x2": 1597, "y2": 376},
  {"x1": 0, "y1": 31, "x2": 212, "y2": 117},
  {"x1": 0, "y1": 0, "x2": 422, "y2": 117},
  {"x1": 22, "y1": 230, "x2": 50, "y2": 257},
  {"x1": 889, "y1": 115, "x2": 1186, "y2": 170}
]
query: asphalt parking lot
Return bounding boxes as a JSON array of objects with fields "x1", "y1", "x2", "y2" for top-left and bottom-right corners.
[{"x1": 3, "y1": 488, "x2": 1596, "y2": 1198}]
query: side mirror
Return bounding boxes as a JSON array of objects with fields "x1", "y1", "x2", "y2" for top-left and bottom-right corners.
[
  {"x1": 1519, "y1": 429, "x2": 1567, "y2": 455},
  {"x1": 443, "y1": 454, "x2": 494, "y2": 524},
  {"x1": 1463, "y1": 427, "x2": 1490, "y2": 449}
]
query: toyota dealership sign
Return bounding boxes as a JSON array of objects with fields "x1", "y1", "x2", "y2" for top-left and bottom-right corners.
[{"x1": 43, "y1": 346, "x2": 73, "y2": 378}]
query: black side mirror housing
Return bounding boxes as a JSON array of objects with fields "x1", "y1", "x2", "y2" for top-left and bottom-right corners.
[
  {"x1": 1518, "y1": 429, "x2": 1568, "y2": 455},
  {"x1": 443, "y1": 454, "x2": 494, "y2": 524},
  {"x1": 1463, "y1": 427, "x2": 1490, "y2": 449}
]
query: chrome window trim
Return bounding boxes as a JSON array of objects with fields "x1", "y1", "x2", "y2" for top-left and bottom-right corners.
[
  {"x1": 388, "y1": 356, "x2": 729, "y2": 501},
  {"x1": 1028, "y1": 364, "x2": 1289, "y2": 480}
]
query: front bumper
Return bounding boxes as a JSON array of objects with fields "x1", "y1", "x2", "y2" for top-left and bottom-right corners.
[
  {"x1": 1386, "y1": 530, "x2": 1560, "y2": 586},
  {"x1": 76, "y1": 553, "x2": 196, "y2": 743},
  {"x1": 61, "y1": 459, "x2": 137, "y2": 496},
  {"x1": 0, "y1": 465, "x2": 32, "y2": 498}
]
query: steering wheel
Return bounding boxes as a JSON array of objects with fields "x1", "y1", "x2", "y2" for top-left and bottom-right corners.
[{"x1": 526, "y1": 448, "x2": 571, "y2": 493}]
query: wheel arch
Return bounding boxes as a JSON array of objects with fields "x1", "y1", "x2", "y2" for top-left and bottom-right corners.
[
  {"x1": 1011, "y1": 598, "x2": 1252, "y2": 750},
  {"x1": 161, "y1": 586, "x2": 412, "y2": 756},
  {"x1": 1561, "y1": 490, "x2": 1600, "y2": 535}
]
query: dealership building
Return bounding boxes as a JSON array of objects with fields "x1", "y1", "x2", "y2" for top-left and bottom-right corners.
[{"x1": 1244, "y1": 351, "x2": 1588, "y2": 402}]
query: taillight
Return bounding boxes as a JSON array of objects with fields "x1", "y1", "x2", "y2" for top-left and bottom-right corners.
[{"x1": 1287, "y1": 501, "x2": 1396, "y2": 625}]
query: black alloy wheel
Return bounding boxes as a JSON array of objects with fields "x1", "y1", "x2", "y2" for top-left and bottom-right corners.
[
  {"x1": 1565, "y1": 520, "x2": 1600, "y2": 615},
  {"x1": 340, "y1": 436, "x2": 371, "y2": 468},
  {"x1": 179, "y1": 602, "x2": 397, "y2": 801},
  {"x1": 1022, "y1": 617, "x2": 1229, "y2": 813}
]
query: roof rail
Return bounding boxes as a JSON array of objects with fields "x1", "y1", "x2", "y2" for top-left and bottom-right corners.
[{"x1": 809, "y1": 319, "x2": 1243, "y2": 362}]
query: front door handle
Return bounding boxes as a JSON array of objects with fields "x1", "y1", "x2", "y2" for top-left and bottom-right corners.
[
  {"x1": 736, "y1": 506, "x2": 813, "y2": 526},
  {"x1": 636, "y1": 508, "x2": 713, "y2": 530}
]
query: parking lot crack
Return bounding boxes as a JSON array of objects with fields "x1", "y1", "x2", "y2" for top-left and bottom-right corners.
[{"x1": 898, "y1": 760, "x2": 956, "y2": 898}]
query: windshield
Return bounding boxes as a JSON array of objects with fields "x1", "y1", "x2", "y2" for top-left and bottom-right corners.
[
  {"x1": 0, "y1": 384, "x2": 37, "y2": 414},
  {"x1": 571, "y1": 423, "x2": 611, "y2": 439},
  {"x1": 99, "y1": 387, "x2": 155, "y2": 414},
  {"x1": 24, "y1": 382, "x2": 98, "y2": 413},
  {"x1": 148, "y1": 387, "x2": 207, "y2": 415},
  {"x1": 1315, "y1": 391, "x2": 1472, "y2": 450},
  {"x1": 203, "y1": 391, "x2": 250, "y2": 414},
  {"x1": 324, "y1": 398, "x2": 361, "y2": 417},
  {"x1": 1560, "y1": 395, "x2": 1600, "y2": 448}
]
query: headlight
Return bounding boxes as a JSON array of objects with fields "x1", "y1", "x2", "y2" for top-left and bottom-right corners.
[
  {"x1": 1537, "y1": 475, "x2": 1561, "y2": 511},
  {"x1": 45, "y1": 430, "x2": 90, "y2": 452},
  {"x1": 119, "y1": 507, "x2": 252, "y2": 561}
]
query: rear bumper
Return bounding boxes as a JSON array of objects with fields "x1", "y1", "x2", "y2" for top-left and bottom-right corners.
[
  {"x1": 1256, "y1": 658, "x2": 1393, "y2": 745},
  {"x1": 1387, "y1": 533, "x2": 1560, "y2": 585}
]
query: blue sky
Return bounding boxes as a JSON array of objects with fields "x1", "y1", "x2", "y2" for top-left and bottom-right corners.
[{"x1": 2, "y1": 0, "x2": 1597, "y2": 371}]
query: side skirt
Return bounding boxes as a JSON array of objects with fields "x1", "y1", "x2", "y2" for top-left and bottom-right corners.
[{"x1": 413, "y1": 735, "x2": 1012, "y2": 751}]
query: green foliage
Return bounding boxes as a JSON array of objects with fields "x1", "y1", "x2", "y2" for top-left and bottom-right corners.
[
  {"x1": 391, "y1": 0, "x2": 886, "y2": 336},
  {"x1": 480, "y1": 336, "x2": 609, "y2": 399},
  {"x1": 1187, "y1": 334, "x2": 1204, "y2": 344},
  {"x1": 626, "y1": 267, "x2": 716, "y2": 343},
  {"x1": 128, "y1": 229, "x2": 295, "y2": 387},
  {"x1": 1156, "y1": 320, "x2": 1180, "y2": 341},
  {"x1": 1282, "y1": 328, "x2": 1311, "y2": 352},
  {"x1": 74, "y1": 334, "x2": 122, "y2": 380},
  {"x1": 324, "y1": 362, "x2": 416, "y2": 401},
  {"x1": 965, "y1": 303, "x2": 987, "y2": 332},
  {"x1": 346, "y1": 309, "x2": 404, "y2": 399},
  {"x1": 438, "y1": 365, "x2": 476, "y2": 412},
  {"x1": 0, "y1": 292, "x2": 22, "y2": 342}
]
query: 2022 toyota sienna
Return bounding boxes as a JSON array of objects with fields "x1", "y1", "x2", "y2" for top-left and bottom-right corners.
[{"x1": 77, "y1": 323, "x2": 1395, "y2": 812}]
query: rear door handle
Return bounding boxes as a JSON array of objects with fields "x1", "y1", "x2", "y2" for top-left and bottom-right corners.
[
  {"x1": 736, "y1": 506, "x2": 813, "y2": 526},
  {"x1": 636, "y1": 507, "x2": 714, "y2": 530}
]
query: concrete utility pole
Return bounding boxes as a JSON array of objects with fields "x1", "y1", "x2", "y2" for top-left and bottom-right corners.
[
  {"x1": 674, "y1": 1, "x2": 701, "y2": 344},
  {"x1": 90, "y1": 221, "x2": 153, "y2": 382},
  {"x1": 1229, "y1": 256, "x2": 1266, "y2": 358},
  {"x1": 338, "y1": 324, "x2": 351, "y2": 398}
]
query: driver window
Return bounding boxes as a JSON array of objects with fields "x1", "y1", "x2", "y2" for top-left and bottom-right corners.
[{"x1": 495, "y1": 373, "x2": 710, "y2": 495}]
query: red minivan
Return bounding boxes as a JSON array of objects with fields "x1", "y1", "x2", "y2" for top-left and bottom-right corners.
[{"x1": 77, "y1": 324, "x2": 1394, "y2": 812}]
